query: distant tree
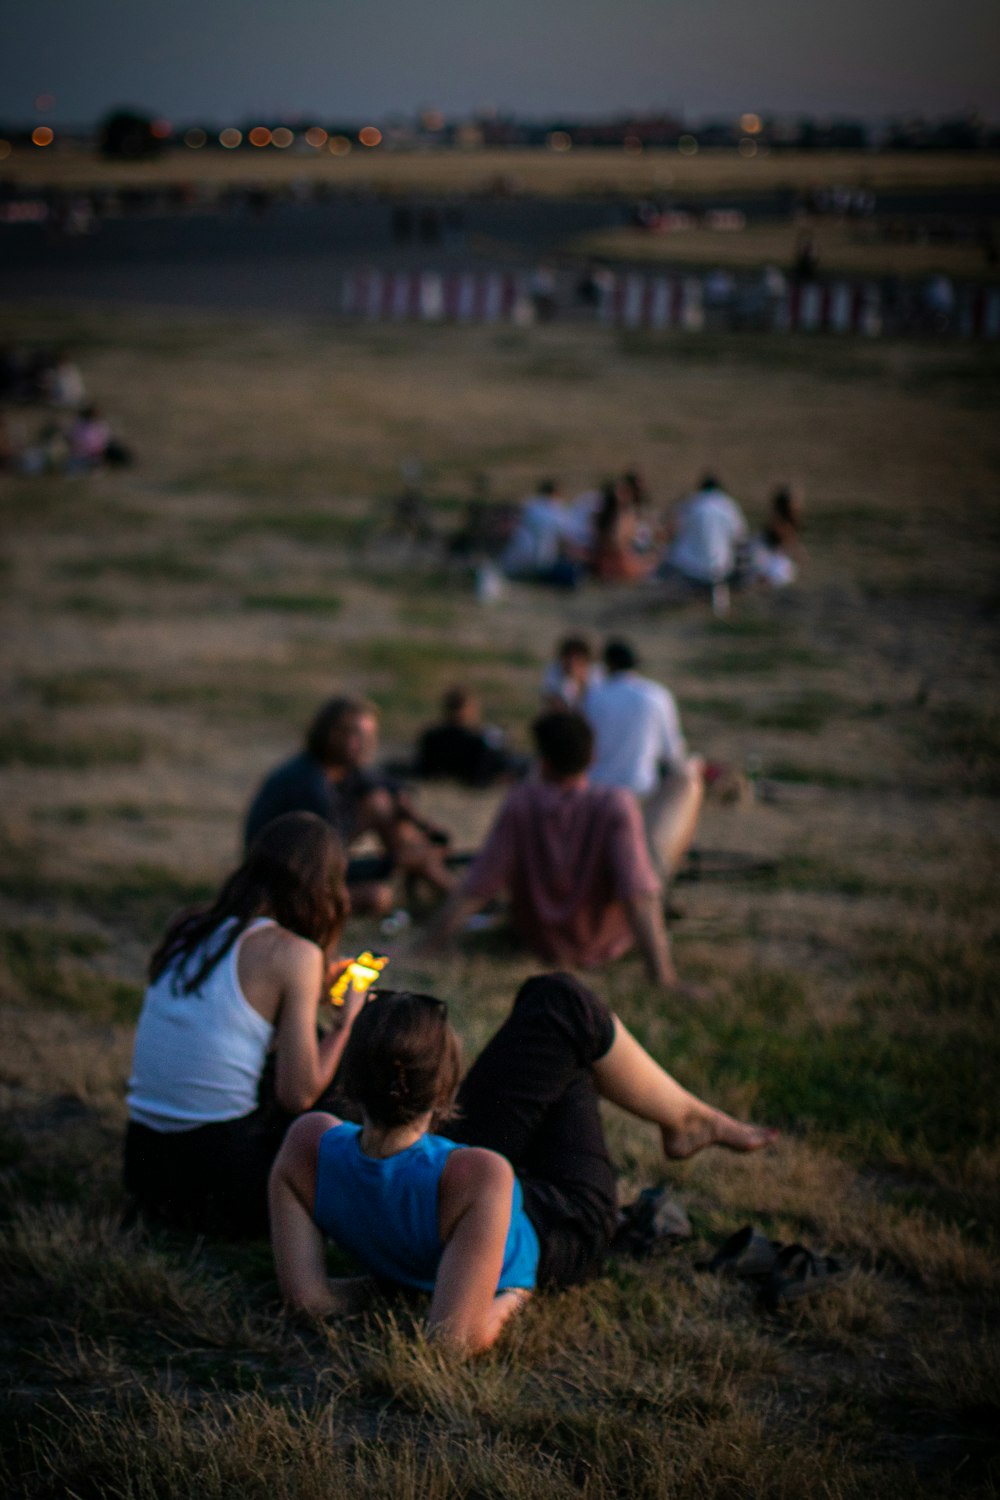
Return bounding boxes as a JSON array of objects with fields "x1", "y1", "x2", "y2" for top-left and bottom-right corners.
[{"x1": 99, "y1": 110, "x2": 162, "y2": 160}]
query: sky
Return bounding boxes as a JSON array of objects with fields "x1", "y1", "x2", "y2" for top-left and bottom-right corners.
[{"x1": 4, "y1": 0, "x2": 1000, "y2": 127}]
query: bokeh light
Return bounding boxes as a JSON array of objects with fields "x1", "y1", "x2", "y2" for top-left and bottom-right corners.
[
  {"x1": 421, "y1": 108, "x2": 445, "y2": 132},
  {"x1": 271, "y1": 126, "x2": 293, "y2": 149},
  {"x1": 677, "y1": 134, "x2": 698, "y2": 155},
  {"x1": 219, "y1": 127, "x2": 242, "y2": 149},
  {"x1": 150, "y1": 119, "x2": 172, "y2": 140},
  {"x1": 738, "y1": 137, "x2": 758, "y2": 158},
  {"x1": 249, "y1": 125, "x2": 272, "y2": 147},
  {"x1": 304, "y1": 126, "x2": 328, "y2": 148},
  {"x1": 184, "y1": 128, "x2": 207, "y2": 149},
  {"x1": 547, "y1": 130, "x2": 572, "y2": 152},
  {"x1": 328, "y1": 135, "x2": 351, "y2": 155},
  {"x1": 31, "y1": 126, "x2": 54, "y2": 148},
  {"x1": 358, "y1": 126, "x2": 382, "y2": 147},
  {"x1": 740, "y1": 113, "x2": 762, "y2": 135}
]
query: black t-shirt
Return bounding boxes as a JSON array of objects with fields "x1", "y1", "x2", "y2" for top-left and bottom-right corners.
[
  {"x1": 244, "y1": 752, "x2": 378, "y2": 849},
  {"x1": 415, "y1": 725, "x2": 509, "y2": 789}
]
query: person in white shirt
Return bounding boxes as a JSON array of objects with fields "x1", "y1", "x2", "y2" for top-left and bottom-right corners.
[
  {"x1": 662, "y1": 474, "x2": 749, "y2": 612},
  {"x1": 584, "y1": 639, "x2": 704, "y2": 880},
  {"x1": 501, "y1": 480, "x2": 585, "y2": 587}
]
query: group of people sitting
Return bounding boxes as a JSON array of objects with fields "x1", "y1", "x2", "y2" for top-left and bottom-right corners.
[
  {"x1": 0, "y1": 345, "x2": 133, "y2": 475},
  {"x1": 500, "y1": 471, "x2": 804, "y2": 610},
  {"x1": 125, "y1": 641, "x2": 777, "y2": 1353}
]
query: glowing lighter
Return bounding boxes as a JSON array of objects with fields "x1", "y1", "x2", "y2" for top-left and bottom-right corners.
[{"x1": 329, "y1": 951, "x2": 389, "y2": 1006}]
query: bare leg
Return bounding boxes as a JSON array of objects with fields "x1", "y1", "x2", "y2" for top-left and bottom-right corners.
[
  {"x1": 642, "y1": 757, "x2": 705, "y2": 881},
  {"x1": 592, "y1": 1016, "x2": 778, "y2": 1160}
]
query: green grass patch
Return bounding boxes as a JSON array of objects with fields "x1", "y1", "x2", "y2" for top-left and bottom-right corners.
[
  {"x1": 353, "y1": 637, "x2": 536, "y2": 721},
  {"x1": 59, "y1": 550, "x2": 213, "y2": 585},
  {"x1": 241, "y1": 591, "x2": 343, "y2": 616},
  {"x1": 762, "y1": 761, "x2": 880, "y2": 791},
  {"x1": 396, "y1": 596, "x2": 461, "y2": 629},
  {"x1": 918, "y1": 704, "x2": 1000, "y2": 794},
  {"x1": 199, "y1": 507, "x2": 368, "y2": 549},
  {"x1": 661, "y1": 966, "x2": 999, "y2": 1159},
  {"x1": 685, "y1": 642, "x2": 829, "y2": 676},
  {"x1": 59, "y1": 591, "x2": 126, "y2": 621},
  {"x1": 0, "y1": 857, "x2": 216, "y2": 944},
  {"x1": 29, "y1": 668, "x2": 139, "y2": 709},
  {"x1": 0, "y1": 724, "x2": 146, "y2": 770},
  {"x1": 763, "y1": 853, "x2": 898, "y2": 898},
  {"x1": 749, "y1": 690, "x2": 844, "y2": 733},
  {"x1": 0, "y1": 925, "x2": 141, "y2": 1022},
  {"x1": 705, "y1": 613, "x2": 786, "y2": 640}
]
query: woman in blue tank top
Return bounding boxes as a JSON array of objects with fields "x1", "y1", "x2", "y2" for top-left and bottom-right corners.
[{"x1": 270, "y1": 974, "x2": 777, "y2": 1355}]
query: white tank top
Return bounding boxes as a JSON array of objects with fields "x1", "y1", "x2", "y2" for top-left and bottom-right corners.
[{"x1": 127, "y1": 917, "x2": 276, "y2": 1132}]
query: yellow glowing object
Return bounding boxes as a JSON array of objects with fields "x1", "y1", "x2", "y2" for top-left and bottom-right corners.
[
  {"x1": 305, "y1": 126, "x2": 328, "y2": 148},
  {"x1": 329, "y1": 135, "x2": 351, "y2": 155},
  {"x1": 358, "y1": 125, "x2": 382, "y2": 147},
  {"x1": 330, "y1": 951, "x2": 389, "y2": 1005},
  {"x1": 219, "y1": 128, "x2": 242, "y2": 149},
  {"x1": 272, "y1": 126, "x2": 293, "y2": 148},
  {"x1": 32, "y1": 126, "x2": 54, "y2": 147}
]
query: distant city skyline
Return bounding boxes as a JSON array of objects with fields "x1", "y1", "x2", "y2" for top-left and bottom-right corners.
[{"x1": 4, "y1": 0, "x2": 999, "y2": 128}]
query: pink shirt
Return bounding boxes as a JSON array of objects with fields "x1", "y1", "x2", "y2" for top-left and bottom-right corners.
[{"x1": 461, "y1": 778, "x2": 660, "y2": 969}]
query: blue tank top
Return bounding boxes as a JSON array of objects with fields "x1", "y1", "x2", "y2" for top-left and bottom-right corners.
[{"x1": 313, "y1": 1123, "x2": 539, "y2": 1292}]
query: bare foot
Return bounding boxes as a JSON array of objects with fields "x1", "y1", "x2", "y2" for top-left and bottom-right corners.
[{"x1": 661, "y1": 1109, "x2": 779, "y2": 1161}]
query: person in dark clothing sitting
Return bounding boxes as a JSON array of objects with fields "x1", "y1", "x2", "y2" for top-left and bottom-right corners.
[
  {"x1": 245, "y1": 696, "x2": 454, "y2": 917},
  {"x1": 414, "y1": 687, "x2": 529, "y2": 789}
]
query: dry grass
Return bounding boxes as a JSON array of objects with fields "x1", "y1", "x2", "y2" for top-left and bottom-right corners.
[
  {"x1": 5, "y1": 145, "x2": 1000, "y2": 200},
  {"x1": 1, "y1": 302, "x2": 998, "y2": 1496},
  {"x1": 571, "y1": 221, "x2": 1000, "y2": 282}
]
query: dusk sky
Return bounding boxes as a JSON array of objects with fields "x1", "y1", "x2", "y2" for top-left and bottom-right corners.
[{"x1": 4, "y1": 0, "x2": 1000, "y2": 127}]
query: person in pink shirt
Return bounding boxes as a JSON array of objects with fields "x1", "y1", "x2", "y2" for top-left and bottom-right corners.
[{"x1": 421, "y1": 712, "x2": 685, "y2": 991}]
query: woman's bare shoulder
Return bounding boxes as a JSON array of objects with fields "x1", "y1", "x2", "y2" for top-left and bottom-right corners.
[
  {"x1": 442, "y1": 1146, "x2": 514, "y2": 1195},
  {"x1": 241, "y1": 922, "x2": 323, "y2": 980}
]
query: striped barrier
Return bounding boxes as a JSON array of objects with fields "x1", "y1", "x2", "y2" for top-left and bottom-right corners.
[
  {"x1": 341, "y1": 270, "x2": 519, "y2": 323},
  {"x1": 340, "y1": 269, "x2": 1000, "y2": 338},
  {"x1": 604, "y1": 273, "x2": 704, "y2": 331}
]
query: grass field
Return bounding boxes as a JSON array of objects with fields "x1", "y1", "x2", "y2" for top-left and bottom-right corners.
[
  {"x1": 1, "y1": 303, "x2": 999, "y2": 1496},
  {"x1": 6, "y1": 144, "x2": 1000, "y2": 199},
  {"x1": 571, "y1": 221, "x2": 1000, "y2": 283}
]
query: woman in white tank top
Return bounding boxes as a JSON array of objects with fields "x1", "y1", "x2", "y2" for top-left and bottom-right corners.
[{"x1": 124, "y1": 811, "x2": 371, "y2": 1237}]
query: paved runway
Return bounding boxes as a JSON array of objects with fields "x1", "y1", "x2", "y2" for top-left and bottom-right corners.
[{"x1": 3, "y1": 189, "x2": 997, "y2": 313}]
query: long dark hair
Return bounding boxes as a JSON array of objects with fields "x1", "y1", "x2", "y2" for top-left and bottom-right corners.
[
  {"x1": 149, "y1": 812, "x2": 349, "y2": 993},
  {"x1": 338, "y1": 990, "x2": 463, "y2": 1129}
]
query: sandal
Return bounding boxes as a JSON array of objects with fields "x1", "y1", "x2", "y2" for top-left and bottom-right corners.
[
  {"x1": 700, "y1": 1224, "x2": 783, "y2": 1279},
  {"x1": 613, "y1": 1185, "x2": 692, "y2": 1257},
  {"x1": 759, "y1": 1243, "x2": 846, "y2": 1310}
]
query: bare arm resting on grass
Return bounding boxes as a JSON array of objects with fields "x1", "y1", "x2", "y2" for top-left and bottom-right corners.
[
  {"x1": 269, "y1": 1115, "x2": 530, "y2": 1353},
  {"x1": 269, "y1": 980, "x2": 775, "y2": 1358}
]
